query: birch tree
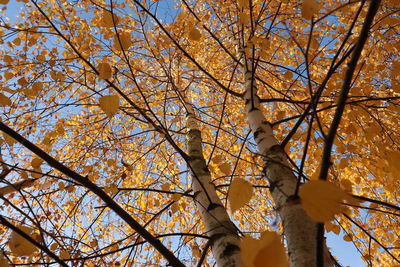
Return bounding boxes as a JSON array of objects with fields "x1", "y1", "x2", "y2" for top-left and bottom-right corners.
[{"x1": 0, "y1": 0, "x2": 399, "y2": 266}]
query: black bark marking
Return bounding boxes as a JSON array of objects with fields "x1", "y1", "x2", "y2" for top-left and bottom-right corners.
[
  {"x1": 222, "y1": 243, "x2": 240, "y2": 257},
  {"x1": 207, "y1": 203, "x2": 223, "y2": 211},
  {"x1": 257, "y1": 137, "x2": 266, "y2": 145},
  {"x1": 253, "y1": 127, "x2": 265, "y2": 139}
]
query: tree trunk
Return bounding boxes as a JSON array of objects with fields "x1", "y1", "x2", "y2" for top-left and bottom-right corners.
[
  {"x1": 183, "y1": 95, "x2": 244, "y2": 267},
  {"x1": 243, "y1": 64, "x2": 334, "y2": 266}
]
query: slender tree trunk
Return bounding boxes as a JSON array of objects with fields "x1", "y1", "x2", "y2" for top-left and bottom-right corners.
[
  {"x1": 242, "y1": 62, "x2": 335, "y2": 266},
  {"x1": 182, "y1": 95, "x2": 244, "y2": 267}
]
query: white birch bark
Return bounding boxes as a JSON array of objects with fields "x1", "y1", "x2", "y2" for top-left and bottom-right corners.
[
  {"x1": 182, "y1": 95, "x2": 244, "y2": 267},
  {"x1": 242, "y1": 62, "x2": 336, "y2": 266}
]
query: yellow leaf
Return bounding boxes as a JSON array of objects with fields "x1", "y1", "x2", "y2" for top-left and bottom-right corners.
[
  {"x1": 66, "y1": 185, "x2": 75, "y2": 193},
  {"x1": 20, "y1": 171, "x2": 29, "y2": 180},
  {"x1": 171, "y1": 193, "x2": 182, "y2": 202},
  {"x1": 325, "y1": 221, "x2": 340, "y2": 235},
  {"x1": 331, "y1": 224, "x2": 340, "y2": 235},
  {"x1": 211, "y1": 155, "x2": 223, "y2": 164},
  {"x1": 113, "y1": 32, "x2": 132, "y2": 50},
  {"x1": 90, "y1": 239, "x2": 98, "y2": 247},
  {"x1": 3, "y1": 132, "x2": 16, "y2": 146},
  {"x1": 99, "y1": 95, "x2": 119, "y2": 118},
  {"x1": 8, "y1": 226, "x2": 38, "y2": 256},
  {"x1": 283, "y1": 71, "x2": 293, "y2": 80},
  {"x1": 343, "y1": 234, "x2": 352, "y2": 242},
  {"x1": 101, "y1": 10, "x2": 120, "y2": 27},
  {"x1": 60, "y1": 250, "x2": 70, "y2": 259},
  {"x1": 36, "y1": 54, "x2": 46, "y2": 62},
  {"x1": 339, "y1": 178, "x2": 353, "y2": 193},
  {"x1": 302, "y1": 0, "x2": 320, "y2": 20},
  {"x1": 238, "y1": 0, "x2": 248, "y2": 8},
  {"x1": 17, "y1": 77, "x2": 28, "y2": 86},
  {"x1": 31, "y1": 157, "x2": 43, "y2": 168},
  {"x1": 0, "y1": 93, "x2": 11, "y2": 106},
  {"x1": 50, "y1": 242, "x2": 58, "y2": 250},
  {"x1": 228, "y1": 178, "x2": 253, "y2": 212},
  {"x1": 260, "y1": 38, "x2": 270, "y2": 50},
  {"x1": 13, "y1": 37, "x2": 21, "y2": 46},
  {"x1": 3, "y1": 55, "x2": 12, "y2": 63},
  {"x1": 0, "y1": 0, "x2": 9, "y2": 5},
  {"x1": 219, "y1": 162, "x2": 231, "y2": 175},
  {"x1": 32, "y1": 82, "x2": 43, "y2": 94},
  {"x1": 58, "y1": 181, "x2": 65, "y2": 190},
  {"x1": 171, "y1": 202, "x2": 179, "y2": 213},
  {"x1": 97, "y1": 63, "x2": 112, "y2": 80},
  {"x1": 299, "y1": 180, "x2": 354, "y2": 222},
  {"x1": 161, "y1": 183, "x2": 170, "y2": 191},
  {"x1": 32, "y1": 167, "x2": 43, "y2": 179},
  {"x1": 188, "y1": 27, "x2": 201, "y2": 41},
  {"x1": 240, "y1": 231, "x2": 289, "y2": 267},
  {"x1": 191, "y1": 245, "x2": 201, "y2": 258},
  {"x1": 238, "y1": 12, "x2": 250, "y2": 24},
  {"x1": 4, "y1": 72, "x2": 13, "y2": 80},
  {"x1": 0, "y1": 253, "x2": 11, "y2": 267}
]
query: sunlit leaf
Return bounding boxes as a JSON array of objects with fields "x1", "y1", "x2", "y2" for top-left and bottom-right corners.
[
  {"x1": 240, "y1": 231, "x2": 289, "y2": 267},
  {"x1": 302, "y1": 0, "x2": 320, "y2": 19},
  {"x1": 228, "y1": 178, "x2": 253, "y2": 212},
  {"x1": 219, "y1": 162, "x2": 231, "y2": 175},
  {"x1": 97, "y1": 63, "x2": 112, "y2": 80},
  {"x1": 101, "y1": 10, "x2": 120, "y2": 27},
  {"x1": 0, "y1": 253, "x2": 11, "y2": 267},
  {"x1": 32, "y1": 82, "x2": 43, "y2": 94},
  {"x1": 0, "y1": 93, "x2": 11, "y2": 106},
  {"x1": 3, "y1": 132, "x2": 16, "y2": 146},
  {"x1": 31, "y1": 157, "x2": 43, "y2": 168},
  {"x1": 343, "y1": 234, "x2": 352, "y2": 242},
  {"x1": 113, "y1": 32, "x2": 132, "y2": 50},
  {"x1": 188, "y1": 27, "x2": 201, "y2": 41},
  {"x1": 60, "y1": 250, "x2": 70, "y2": 259},
  {"x1": 299, "y1": 180, "x2": 355, "y2": 222},
  {"x1": 99, "y1": 94, "x2": 119, "y2": 118},
  {"x1": 171, "y1": 193, "x2": 182, "y2": 202},
  {"x1": 8, "y1": 226, "x2": 38, "y2": 256},
  {"x1": 211, "y1": 155, "x2": 223, "y2": 164},
  {"x1": 161, "y1": 183, "x2": 170, "y2": 191},
  {"x1": 17, "y1": 77, "x2": 28, "y2": 86}
]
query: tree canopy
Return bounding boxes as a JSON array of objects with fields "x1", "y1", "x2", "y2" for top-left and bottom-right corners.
[{"x1": 0, "y1": 0, "x2": 399, "y2": 266}]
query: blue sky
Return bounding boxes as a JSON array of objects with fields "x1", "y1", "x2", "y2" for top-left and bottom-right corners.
[{"x1": 327, "y1": 232, "x2": 365, "y2": 266}]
